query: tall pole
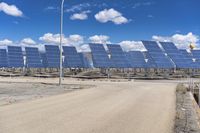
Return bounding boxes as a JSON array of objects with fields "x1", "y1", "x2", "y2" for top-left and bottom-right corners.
[{"x1": 59, "y1": 0, "x2": 65, "y2": 85}]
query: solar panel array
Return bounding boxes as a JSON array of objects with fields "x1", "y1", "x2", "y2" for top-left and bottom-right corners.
[
  {"x1": 160, "y1": 42, "x2": 195, "y2": 68},
  {"x1": 142, "y1": 41, "x2": 174, "y2": 68},
  {"x1": 45, "y1": 45, "x2": 60, "y2": 68},
  {"x1": 63, "y1": 46, "x2": 83, "y2": 68},
  {"x1": 0, "y1": 49, "x2": 8, "y2": 68},
  {"x1": 125, "y1": 51, "x2": 147, "y2": 68},
  {"x1": 89, "y1": 43, "x2": 112, "y2": 68},
  {"x1": 0, "y1": 43, "x2": 199, "y2": 70},
  {"x1": 7, "y1": 46, "x2": 24, "y2": 68},
  {"x1": 107, "y1": 44, "x2": 130, "y2": 68},
  {"x1": 25, "y1": 47, "x2": 43, "y2": 68}
]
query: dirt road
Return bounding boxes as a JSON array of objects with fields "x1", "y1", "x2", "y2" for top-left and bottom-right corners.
[{"x1": 0, "y1": 80, "x2": 176, "y2": 133}]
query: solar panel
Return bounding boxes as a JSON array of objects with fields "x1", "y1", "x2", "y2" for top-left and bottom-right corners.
[
  {"x1": 89, "y1": 43, "x2": 112, "y2": 68},
  {"x1": 45, "y1": 45, "x2": 60, "y2": 68},
  {"x1": 63, "y1": 46, "x2": 83, "y2": 68},
  {"x1": 79, "y1": 53, "x2": 91, "y2": 68},
  {"x1": 7, "y1": 46, "x2": 24, "y2": 68},
  {"x1": 107, "y1": 44, "x2": 130, "y2": 68},
  {"x1": 143, "y1": 51, "x2": 157, "y2": 68},
  {"x1": 0, "y1": 49, "x2": 8, "y2": 68},
  {"x1": 25, "y1": 47, "x2": 43, "y2": 68},
  {"x1": 160, "y1": 42, "x2": 196, "y2": 69},
  {"x1": 190, "y1": 50, "x2": 200, "y2": 67},
  {"x1": 191, "y1": 50, "x2": 200, "y2": 59},
  {"x1": 125, "y1": 51, "x2": 147, "y2": 68},
  {"x1": 142, "y1": 41, "x2": 174, "y2": 69},
  {"x1": 179, "y1": 49, "x2": 192, "y2": 58},
  {"x1": 40, "y1": 53, "x2": 48, "y2": 68}
]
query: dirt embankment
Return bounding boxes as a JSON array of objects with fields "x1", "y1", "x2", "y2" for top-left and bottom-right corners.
[{"x1": 175, "y1": 84, "x2": 200, "y2": 133}]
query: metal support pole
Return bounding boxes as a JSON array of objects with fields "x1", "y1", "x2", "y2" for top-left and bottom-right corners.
[{"x1": 59, "y1": 0, "x2": 65, "y2": 85}]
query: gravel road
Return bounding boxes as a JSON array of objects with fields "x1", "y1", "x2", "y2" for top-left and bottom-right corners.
[{"x1": 0, "y1": 80, "x2": 176, "y2": 133}]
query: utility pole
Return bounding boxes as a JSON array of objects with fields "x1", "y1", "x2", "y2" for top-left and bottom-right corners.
[{"x1": 59, "y1": 0, "x2": 65, "y2": 85}]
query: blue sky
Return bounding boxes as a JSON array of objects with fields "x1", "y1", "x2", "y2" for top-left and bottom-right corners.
[{"x1": 0, "y1": 0, "x2": 200, "y2": 51}]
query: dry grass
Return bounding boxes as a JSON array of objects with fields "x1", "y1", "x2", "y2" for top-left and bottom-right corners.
[{"x1": 176, "y1": 83, "x2": 187, "y2": 94}]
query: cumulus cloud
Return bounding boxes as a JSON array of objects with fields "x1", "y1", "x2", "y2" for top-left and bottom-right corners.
[
  {"x1": 39, "y1": 33, "x2": 84, "y2": 45},
  {"x1": 0, "y1": 2, "x2": 23, "y2": 17},
  {"x1": 89, "y1": 35, "x2": 110, "y2": 44},
  {"x1": 70, "y1": 10, "x2": 90, "y2": 20},
  {"x1": 0, "y1": 39, "x2": 13, "y2": 45},
  {"x1": 119, "y1": 41, "x2": 146, "y2": 52},
  {"x1": 21, "y1": 38, "x2": 36, "y2": 45},
  {"x1": 95, "y1": 8, "x2": 129, "y2": 25},
  {"x1": 152, "y1": 32, "x2": 199, "y2": 49},
  {"x1": 39, "y1": 33, "x2": 65, "y2": 44},
  {"x1": 68, "y1": 34, "x2": 84, "y2": 44}
]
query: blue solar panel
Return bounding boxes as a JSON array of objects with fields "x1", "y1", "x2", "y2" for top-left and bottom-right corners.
[
  {"x1": 143, "y1": 52, "x2": 157, "y2": 68},
  {"x1": 190, "y1": 50, "x2": 200, "y2": 68},
  {"x1": 142, "y1": 41, "x2": 174, "y2": 69},
  {"x1": 142, "y1": 41, "x2": 163, "y2": 52},
  {"x1": 45, "y1": 45, "x2": 60, "y2": 68},
  {"x1": 40, "y1": 53, "x2": 48, "y2": 68},
  {"x1": 89, "y1": 43, "x2": 112, "y2": 68},
  {"x1": 179, "y1": 50, "x2": 192, "y2": 58},
  {"x1": 180, "y1": 49, "x2": 200, "y2": 68},
  {"x1": 25, "y1": 47, "x2": 43, "y2": 68},
  {"x1": 191, "y1": 50, "x2": 200, "y2": 59},
  {"x1": 7, "y1": 46, "x2": 24, "y2": 68},
  {"x1": 160, "y1": 42, "x2": 196, "y2": 69},
  {"x1": 63, "y1": 46, "x2": 83, "y2": 68},
  {"x1": 79, "y1": 53, "x2": 91, "y2": 68},
  {"x1": 107, "y1": 44, "x2": 130, "y2": 68},
  {"x1": 125, "y1": 51, "x2": 147, "y2": 68},
  {"x1": 0, "y1": 49, "x2": 8, "y2": 67}
]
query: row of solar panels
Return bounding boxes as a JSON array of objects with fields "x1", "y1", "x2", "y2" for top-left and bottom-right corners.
[
  {"x1": 0, "y1": 41, "x2": 200, "y2": 69},
  {"x1": 0, "y1": 46, "x2": 90, "y2": 68},
  {"x1": 90, "y1": 42, "x2": 200, "y2": 69}
]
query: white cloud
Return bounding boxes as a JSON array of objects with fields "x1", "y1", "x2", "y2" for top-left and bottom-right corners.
[
  {"x1": 21, "y1": 38, "x2": 36, "y2": 45},
  {"x1": 95, "y1": 8, "x2": 129, "y2": 25},
  {"x1": 68, "y1": 34, "x2": 84, "y2": 44},
  {"x1": 0, "y1": 39, "x2": 13, "y2": 45},
  {"x1": 119, "y1": 41, "x2": 146, "y2": 52},
  {"x1": 89, "y1": 35, "x2": 110, "y2": 44},
  {"x1": 152, "y1": 32, "x2": 199, "y2": 49},
  {"x1": 65, "y1": 3, "x2": 90, "y2": 13},
  {"x1": 70, "y1": 13, "x2": 87, "y2": 20},
  {"x1": 39, "y1": 33, "x2": 83, "y2": 45},
  {"x1": 70, "y1": 10, "x2": 90, "y2": 20},
  {"x1": 0, "y1": 2, "x2": 23, "y2": 17},
  {"x1": 39, "y1": 33, "x2": 65, "y2": 44}
]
